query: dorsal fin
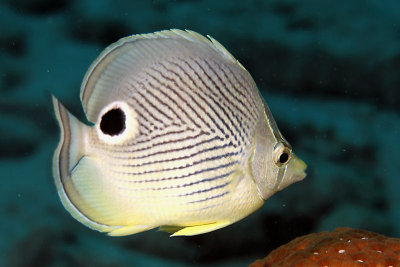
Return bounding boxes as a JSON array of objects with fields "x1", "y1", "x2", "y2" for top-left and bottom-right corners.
[{"x1": 79, "y1": 29, "x2": 246, "y2": 123}]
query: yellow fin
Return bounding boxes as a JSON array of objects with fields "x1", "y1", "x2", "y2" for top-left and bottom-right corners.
[
  {"x1": 170, "y1": 221, "x2": 231, "y2": 237},
  {"x1": 108, "y1": 225, "x2": 155, "y2": 236},
  {"x1": 158, "y1": 225, "x2": 185, "y2": 234}
]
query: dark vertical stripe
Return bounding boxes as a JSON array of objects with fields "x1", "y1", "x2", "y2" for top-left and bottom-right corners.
[
  {"x1": 179, "y1": 58, "x2": 249, "y2": 146},
  {"x1": 216, "y1": 60, "x2": 260, "y2": 118},
  {"x1": 147, "y1": 67, "x2": 204, "y2": 129},
  {"x1": 135, "y1": 87, "x2": 174, "y2": 122},
  {"x1": 158, "y1": 62, "x2": 220, "y2": 131},
  {"x1": 170, "y1": 59, "x2": 238, "y2": 139},
  {"x1": 202, "y1": 59, "x2": 259, "y2": 123},
  {"x1": 121, "y1": 82, "x2": 165, "y2": 127},
  {"x1": 163, "y1": 61, "x2": 233, "y2": 139},
  {"x1": 191, "y1": 58, "x2": 254, "y2": 122}
]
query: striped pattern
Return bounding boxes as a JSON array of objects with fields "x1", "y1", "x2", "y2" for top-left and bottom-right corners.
[{"x1": 89, "y1": 55, "x2": 262, "y2": 213}]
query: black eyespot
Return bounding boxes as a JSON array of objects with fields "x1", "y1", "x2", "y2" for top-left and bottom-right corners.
[
  {"x1": 100, "y1": 108, "x2": 126, "y2": 136},
  {"x1": 279, "y1": 152, "x2": 289, "y2": 164}
]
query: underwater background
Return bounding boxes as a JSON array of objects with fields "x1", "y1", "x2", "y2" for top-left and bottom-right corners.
[{"x1": 1, "y1": 0, "x2": 400, "y2": 266}]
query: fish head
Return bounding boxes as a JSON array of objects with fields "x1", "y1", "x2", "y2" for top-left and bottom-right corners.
[
  {"x1": 250, "y1": 104, "x2": 307, "y2": 201},
  {"x1": 274, "y1": 151, "x2": 307, "y2": 191}
]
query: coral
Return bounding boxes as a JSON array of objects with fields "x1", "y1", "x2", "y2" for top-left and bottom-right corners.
[{"x1": 249, "y1": 227, "x2": 400, "y2": 266}]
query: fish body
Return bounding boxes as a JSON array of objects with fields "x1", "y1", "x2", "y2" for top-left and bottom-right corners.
[{"x1": 52, "y1": 29, "x2": 306, "y2": 236}]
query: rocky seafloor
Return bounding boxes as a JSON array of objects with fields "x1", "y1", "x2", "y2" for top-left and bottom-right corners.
[{"x1": 1, "y1": 0, "x2": 399, "y2": 266}]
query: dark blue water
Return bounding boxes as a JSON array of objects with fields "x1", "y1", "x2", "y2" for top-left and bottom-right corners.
[{"x1": 1, "y1": 0, "x2": 399, "y2": 266}]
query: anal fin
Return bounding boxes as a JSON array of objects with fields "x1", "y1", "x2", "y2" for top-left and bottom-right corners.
[
  {"x1": 158, "y1": 225, "x2": 184, "y2": 234},
  {"x1": 108, "y1": 225, "x2": 155, "y2": 236},
  {"x1": 170, "y1": 221, "x2": 231, "y2": 236}
]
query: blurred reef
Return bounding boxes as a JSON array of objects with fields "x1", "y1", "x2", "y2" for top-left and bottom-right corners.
[{"x1": 0, "y1": 0, "x2": 399, "y2": 266}]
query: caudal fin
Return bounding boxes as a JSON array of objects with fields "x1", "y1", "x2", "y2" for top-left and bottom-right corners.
[{"x1": 52, "y1": 96, "x2": 117, "y2": 233}]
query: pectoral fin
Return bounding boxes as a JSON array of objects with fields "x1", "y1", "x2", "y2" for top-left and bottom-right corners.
[{"x1": 170, "y1": 221, "x2": 231, "y2": 236}]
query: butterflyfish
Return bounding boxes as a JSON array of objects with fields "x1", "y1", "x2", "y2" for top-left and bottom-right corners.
[{"x1": 52, "y1": 29, "x2": 307, "y2": 237}]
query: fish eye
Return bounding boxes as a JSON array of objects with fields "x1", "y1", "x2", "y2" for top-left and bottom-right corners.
[
  {"x1": 96, "y1": 101, "x2": 139, "y2": 144},
  {"x1": 273, "y1": 142, "x2": 292, "y2": 167},
  {"x1": 100, "y1": 108, "x2": 126, "y2": 136}
]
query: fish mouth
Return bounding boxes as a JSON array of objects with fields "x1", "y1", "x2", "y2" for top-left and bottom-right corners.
[
  {"x1": 275, "y1": 154, "x2": 307, "y2": 192},
  {"x1": 292, "y1": 154, "x2": 307, "y2": 179}
]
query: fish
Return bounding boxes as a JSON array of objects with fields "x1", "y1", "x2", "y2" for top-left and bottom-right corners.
[{"x1": 52, "y1": 29, "x2": 307, "y2": 237}]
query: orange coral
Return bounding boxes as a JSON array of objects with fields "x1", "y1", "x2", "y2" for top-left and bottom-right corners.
[{"x1": 249, "y1": 227, "x2": 400, "y2": 267}]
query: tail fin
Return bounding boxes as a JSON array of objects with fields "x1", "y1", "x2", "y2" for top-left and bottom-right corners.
[{"x1": 52, "y1": 96, "x2": 116, "y2": 233}]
